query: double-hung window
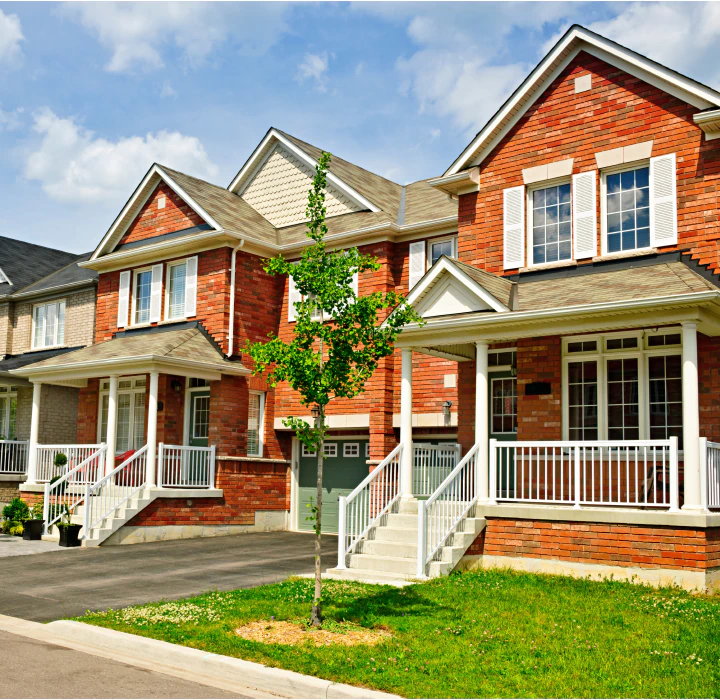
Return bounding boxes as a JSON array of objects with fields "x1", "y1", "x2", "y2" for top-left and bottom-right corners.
[
  {"x1": 563, "y1": 330, "x2": 683, "y2": 447},
  {"x1": 133, "y1": 269, "x2": 153, "y2": 325},
  {"x1": 247, "y1": 391, "x2": 265, "y2": 457},
  {"x1": 98, "y1": 376, "x2": 147, "y2": 453},
  {"x1": 0, "y1": 386, "x2": 17, "y2": 440},
  {"x1": 166, "y1": 261, "x2": 187, "y2": 320},
  {"x1": 605, "y1": 166, "x2": 650, "y2": 253},
  {"x1": 32, "y1": 300, "x2": 66, "y2": 349},
  {"x1": 428, "y1": 237, "x2": 457, "y2": 267},
  {"x1": 530, "y1": 182, "x2": 572, "y2": 265}
]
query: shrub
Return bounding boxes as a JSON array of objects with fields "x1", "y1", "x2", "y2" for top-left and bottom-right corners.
[
  {"x1": 31, "y1": 499, "x2": 43, "y2": 520},
  {"x1": 2, "y1": 496, "x2": 30, "y2": 523},
  {"x1": 8, "y1": 522, "x2": 23, "y2": 536},
  {"x1": 54, "y1": 452, "x2": 68, "y2": 469}
]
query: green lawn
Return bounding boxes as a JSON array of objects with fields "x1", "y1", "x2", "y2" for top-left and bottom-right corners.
[{"x1": 78, "y1": 570, "x2": 720, "y2": 698}]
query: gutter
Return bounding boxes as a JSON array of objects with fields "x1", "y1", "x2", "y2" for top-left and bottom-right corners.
[
  {"x1": 10, "y1": 279, "x2": 97, "y2": 301},
  {"x1": 227, "y1": 240, "x2": 245, "y2": 357}
]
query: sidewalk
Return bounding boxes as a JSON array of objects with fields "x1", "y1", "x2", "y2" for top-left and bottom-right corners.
[{"x1": 0, "y1": 614, "x2": 399, "y2": 700}]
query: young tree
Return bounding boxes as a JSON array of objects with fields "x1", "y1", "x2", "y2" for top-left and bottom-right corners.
[{"x1": 246, "y1": 152, "x2": 421, "y2": 627}]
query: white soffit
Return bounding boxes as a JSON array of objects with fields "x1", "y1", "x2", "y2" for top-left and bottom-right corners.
[
  {"x1": 228, "y1": 129, "x2": 380, "y2": 214},
  {"x1": 90, "y1": 165, "x2": 220, "y2": 261},
  {"x1": 444, "y1": 25, "x2": 720, "y2": 176}
]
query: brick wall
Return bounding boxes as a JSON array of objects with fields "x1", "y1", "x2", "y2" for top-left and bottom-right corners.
[
  {"x1": 458, "y1": 51, "x2": 720, "y2": 275},
  {"x1": 0, "y1": 303, "x2": 11, "y2": 358},
  {"x1": 699, "y1": 333, "x2": 720, "y2": 442},
  {"x1": 467, "y1": 518, "x2": 720, "y2": 572},
  {"x1": 77, "y1": 380, "x2": 100, "y2": 444},
  {"x1": 119, "y1": 183, "x2": 205, "y2": 247},
  {"x1": 126, "y1": 459, "x2": 289, "y2": 527},
  {"x1": 0, "y1": 481, "x2": 21, "y2": 504}
]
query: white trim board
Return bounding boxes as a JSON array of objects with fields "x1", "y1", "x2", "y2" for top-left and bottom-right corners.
[{"x1": 445, "y1": 25, "x2": 720, "y2": 176}]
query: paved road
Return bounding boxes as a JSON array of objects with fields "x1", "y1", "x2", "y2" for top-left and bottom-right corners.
[
  {"x1": 1, "y1": 630, "x2": 246, "y2": 699},
  {"x1": 0, "y1": 531, "x2": 337, "y2": 621}
]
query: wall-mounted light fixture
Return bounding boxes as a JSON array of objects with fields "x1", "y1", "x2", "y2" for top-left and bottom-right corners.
[
  {"x1": 442, "y1": 400, "x2": 452, "y2": 417},
  {"x1": 171, "y1": 379, "x2": 183, "y2": 394}
]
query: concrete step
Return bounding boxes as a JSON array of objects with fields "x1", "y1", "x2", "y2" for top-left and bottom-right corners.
[
  {"x1": 373, "y1": 526, "x2": 417, "y2": 544},
  {"x1": 359, "y1": 539, "x2": 417, "y2": 558},
  {"x1": 323, "y1": 568, "x2": 416, "y2": 586},
  {"x1": 384, "y1": 513, "x2": 418, "y2": 529},
  {"x1": 348, "y1": 553, "x2": 417, "y2": 576}
]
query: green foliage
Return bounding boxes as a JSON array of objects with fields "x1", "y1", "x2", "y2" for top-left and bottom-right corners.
[
  {"x1": 30, "y1": 499, "x2": 43, "y2": 520},
  {"x1": 80, "y1": 570, "x2": 720, "y2": 699},
  {"x1": 56, "y1": 504, "x2": 73, "y2": 529},
  {"x1": 54, "y1": 452, "x2": 68, "y2": 468},
  {"x1": 8, "y1": 522, "x2": 23, "y2": 536},
  {"x1": 246, "y1": 151, "x2": 421, "y2": 451},
  {"x1": 2, "y1": 496, "x2": 29, "y2": 522}
]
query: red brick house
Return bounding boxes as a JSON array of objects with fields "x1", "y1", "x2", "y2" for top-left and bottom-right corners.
[{"x1": 11, "y1": 24, "x2": 720, "y2": 593}]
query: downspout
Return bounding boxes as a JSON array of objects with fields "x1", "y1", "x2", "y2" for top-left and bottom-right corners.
[{"x1": 227, "y1": 240, "x2": 245, "y2": 357}]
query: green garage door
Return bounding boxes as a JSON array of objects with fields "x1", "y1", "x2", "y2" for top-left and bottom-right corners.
[{"x1": 298, "y1": 440, "x2": 369, "y2": 533}]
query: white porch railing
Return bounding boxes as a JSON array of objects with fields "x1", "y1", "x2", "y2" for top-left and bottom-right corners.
[
  {"x1": 490, "y1": 438, "x2": 679, "y2": 511},
  {"x1": 158, "y1": 443, "x2": 216, "y2": 488},
  {"x1": 703, "y1": 438, "x2": 720, "y2": 509},
  {"x1": 36, "y1": 444, "x2": 105, "y2": 483},
  {"x1": 413, "y1": 443, "x2": 461, "y2": 496},
  {"x1": 0, "y1": 440, "x2": 28, "y2": 474},
  {"x1": 417, "y1": 443, "x2": 480, "y2": 578},
  {"x1": 336, "y1": 443, "x2": 403, "y2": 569},
  {"x1": 84, "y1": 445, "x2": 149, "y2": 537},
  {"x1": 43, "y1": 445, "x2": 107, "y2": 534}
]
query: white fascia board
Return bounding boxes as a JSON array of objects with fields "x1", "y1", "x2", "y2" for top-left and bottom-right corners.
[
  {"x1": 228, "y1": 128, "x2": 381, "y2": 214},
  {"x1": 405, "y1": 256, "x2": 509, "y2": 313},
  {"x1": 0, "y1": 265, "x2": 12, "y2": 286},
  {"x1": 10, "y1": 279, "x2": 97, "y2": 301},
  {"x1": 90, "y1": 165, "x2": 222, "y2": 262},
  {"x1": 396, "y1": 291, "x2": 719, "y2": 343},
  {"x1": 445, "y1": 26, "x2": 720, "y2": 176}
]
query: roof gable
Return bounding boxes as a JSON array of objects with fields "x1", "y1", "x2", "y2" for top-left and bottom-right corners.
[{"x1": 446, "y1": 25, "x2": 720, "y2": 176}]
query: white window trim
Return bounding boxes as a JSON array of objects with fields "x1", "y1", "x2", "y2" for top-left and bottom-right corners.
[
  {"x1": 490, "y1": 376, "x2": 518, "y2": 435},
  {"x1": 130, "y1": 266, "x2": 154, "y2": 327},
  {"x1": 31, "y1": 298, "x2": 66, "y2": 350},
  {"x1": 343, "y1": 442, "x2": 360, "y2": 458},
  {"x1": 561, "y1": 328, "x2": 683, "y2": 443},
  {"x1": 0, "y1": 387, "x2": 18, "y2": 440},
  {"x1": 324, "y1": 442, "x2": 338, "y2": 458},
  {"x1": 302, "y1": 444, "x2": 317, "y2": 457},
  {"x1": 183, "y1": 378, "x2": 210, "y2": 445},
  {"x1": 426, "y1": 235, "x2": 458, "y2": 270},
  {"x1": 247, "y1": 390, "x2": 266, "y2": 458},
  {"x1": 164, "y1": 259, "x2": 189, "y2": 322},
  {"x1": 599, "y1": 160, "x2": 652, "y2": 258},
  {"x1": 525, "y1": 177, "x2": 573, "y2": 269},
  {"x1": 97, "y1": 375, "x2": 147, "y2": 453}
]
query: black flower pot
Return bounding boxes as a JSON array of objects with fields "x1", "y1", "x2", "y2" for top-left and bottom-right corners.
[
  {"x1": 22, "y1": 519, "x2": 45, "y2": 541},
  {"x1": 58, "y1": 524, "x2": 82, "y2": 547}
]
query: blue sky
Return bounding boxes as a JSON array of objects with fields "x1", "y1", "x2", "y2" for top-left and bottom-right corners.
[{"x1": 1, "y1": 2, "x2": 719, "y2": 253}]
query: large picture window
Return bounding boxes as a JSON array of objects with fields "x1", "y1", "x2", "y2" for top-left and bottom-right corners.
[
  {"x1": 32, "y1": 300, "x2": 66, "y2": 349},
  {"x1": 563, "y1": 330, "x2": 683, "y2": 447},
  {"x1": 99, "y1": 376, "x2": 147, "y2": 453},
  {"x1": 605, "y1": 166, "x2": 650, "y2": 253},
  {"x1": 530, "y1": 183, "x2": 572, "y2": 265}
]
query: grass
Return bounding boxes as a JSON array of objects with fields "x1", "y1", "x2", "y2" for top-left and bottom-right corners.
[{"x1": 78, "y1": 570, "x2": 720, "y2": 698}]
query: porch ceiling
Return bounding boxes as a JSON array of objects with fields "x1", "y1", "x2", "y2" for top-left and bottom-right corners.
[{"x1": 9, "y1": 328, "x2": 249, "y2": 385}]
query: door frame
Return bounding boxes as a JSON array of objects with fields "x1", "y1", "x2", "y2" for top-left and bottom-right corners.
[
  {"x1": 489, "y1": 370, "x2": 518, "y2": 498},
  {"x1": 183, "y1": 379, "x2": 211, "y2": 446}
]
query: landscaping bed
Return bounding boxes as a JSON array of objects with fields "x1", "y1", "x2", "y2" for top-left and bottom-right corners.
[{"x1": 78, "y1": 570, "x2": 720, "y2": 698}]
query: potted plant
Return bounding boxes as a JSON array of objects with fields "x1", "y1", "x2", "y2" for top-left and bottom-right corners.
[
  {"x1": 2, "y1": 497, "x2": 29, "y2": 537},
  {"x1": 22, "y1": 499, "x2": 45, "y2": 541},
  {"x1": 53, "y1": 452, "x2": 68, "y2": 478},
  {"x1": 56, "y1": 504, "x2": 82, "y2": 547}
]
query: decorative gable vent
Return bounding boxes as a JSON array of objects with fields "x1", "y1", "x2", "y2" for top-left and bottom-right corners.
[{"x1": 242, "y1": 144, "x2": 362, "y2": 227}]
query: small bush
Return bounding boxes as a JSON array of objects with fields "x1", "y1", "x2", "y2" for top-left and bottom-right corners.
[
  {"x1": 30, "y1": 499, "x2": 43, "y2": 520},
  {"x1": 2, "y1": 496, "x2": 29, "y2": 523},
  {"x1": 54, "y1": 452, "x2": 68, "y2": 468}
]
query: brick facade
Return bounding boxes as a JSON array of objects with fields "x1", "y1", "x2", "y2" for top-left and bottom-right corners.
[
  {"x1": 467, "y1": 518, "x2": 720, "y2": 573},
  {"x1": 457, "y1": 51, "x2": 720, "y2": 276}
]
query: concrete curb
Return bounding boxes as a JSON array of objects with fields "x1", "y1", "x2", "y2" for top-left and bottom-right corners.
[{"x1": 0, "y1": 615, "x2": 399, "y2": 699}]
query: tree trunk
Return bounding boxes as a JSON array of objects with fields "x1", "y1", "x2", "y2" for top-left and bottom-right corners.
[{"x1": 310, "y1": 406, "x2": 324, "y2": 627}]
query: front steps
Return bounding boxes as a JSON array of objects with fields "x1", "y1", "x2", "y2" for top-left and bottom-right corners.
[{"x1": 326, "y1": 498, "x2": 485, "y2": 583}]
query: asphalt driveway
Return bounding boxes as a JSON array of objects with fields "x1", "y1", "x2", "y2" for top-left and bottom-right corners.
[{"x1": 0, "y1": 531, "x2": 337, "y2": 622}]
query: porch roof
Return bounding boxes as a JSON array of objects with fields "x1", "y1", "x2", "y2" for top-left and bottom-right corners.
[{"x1": 10, "y1": 327, "x2": 250, "y2": 385}]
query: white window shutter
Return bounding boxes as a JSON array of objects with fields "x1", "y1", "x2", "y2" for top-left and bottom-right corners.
[
  {"x1": 287, "y1": 273, "x2": 301, "y2": 322},
  {"x1": 149, "y1": 264, "x2": 163, "y2": 323},
  {"x1": 503, "y1": 186, "x2": 525, "y2": 270},
  {"x1": 117, "y1": 271, "x2": 131, "y2": 328},
  {"x1": 408, "y1": 241, "x2": 426, "y2": 289},
  {"x1": 572, "y1": 171, "x2": 597, "y2": 259},
  {"x1": 650, "y1": 153, "x2": 677, "y2": 247},
  {"x1": 184, "y1": 256, "x2": 198, "y2": 318},
  {"x1": 351, "y1": 270, "x2": 359, "y2": 297}
]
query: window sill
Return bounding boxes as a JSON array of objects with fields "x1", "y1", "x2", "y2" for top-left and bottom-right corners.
[
  {"x1": 593, "y1": 248, "x2": 658, "y2": 263},
  {"x1": 520, "y1": 260, "x2": 578, "y2": 273},
  {"x1": 29, "y1": 345, "x2": 67, "y2": 353}
]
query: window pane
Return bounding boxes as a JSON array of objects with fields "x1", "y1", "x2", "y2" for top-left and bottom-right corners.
[
  {"x1": 33, "y1": 306, "x2": 44, "y2": 348},
  {"x1": 532, "y1": 184, "x2": 572, "y2": 265},
  {"x1": 8, "y1": 397, "x2": 16, "y2": 440},
  {"x1": 135, "y1": 271, "x2": 152, "y2": 324},
  {"x1": 100, "y1": 395, "x2": 109, "y2": 443},
  {"x1": 605, "y1": 167, "x2": 651, "y2": 252},
  {"x1": 133, "y1": 392, "x2": 146, "y2": 450},
  {"x1": 247, "y1": 393, "x2": 262, "y2": 454},
  {"x1": 45, "y1": 303, "x2": 57, "y2": 347},
  {"x1": 568, "y1": 361, "x2": 598, "y2": 440},
  {"x1": 193, "y1": 395, "x2": 210, "y2": 440},
  {"x1": 430, "y1": 240, "x2": 454, "y2": 265},
  {"x1": 168, "y1": 263, "x2": 187, "y2": 319},
  {"x1": 116, "y1": 394, "x2": 131, "y2": 452},
  {"x1": 648, "y1": 354, "x2": 683, "y2": 447},
  {"x1": 606, "y1": 357, "x2": 640, "y2": 440},
  {"x1": 490, "y1": 378, "x2": 517, "y2": 434},
  {"x1": 57, "y1": 301, "x2": 66, "y2": 345}
]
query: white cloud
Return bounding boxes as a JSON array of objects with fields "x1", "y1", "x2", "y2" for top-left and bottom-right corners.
[
  {"x1": 63, "y1": 2, "x2": 290, "y2": 73},
  {"x1": 25, "y1": 108, "x2": 218, "y2": 203},
  {"x1": 296, "y1": 52, "x2": 330, "y2": 92},
  {"x1": 0, "y1": 10, "x2": 23, "y2": 66},
  {"x1": 0, "y1": 106, "x2": 23, "y2": 132},
  {"x1": 160, "y1": 81, "x2": 177, "y2": 98}
]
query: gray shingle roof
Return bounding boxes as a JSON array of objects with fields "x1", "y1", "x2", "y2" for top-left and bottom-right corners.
[{"x1": 16, "y1": 252, "x2": 97, "y2": 297}]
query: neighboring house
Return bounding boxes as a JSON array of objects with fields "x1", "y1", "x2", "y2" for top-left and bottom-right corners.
[
  {"x1": 0, "y1": 237, "x2": 97, "y2": 505},
  {"x1": 11, "y1": 23, "x2": 720, "y2": 594}
]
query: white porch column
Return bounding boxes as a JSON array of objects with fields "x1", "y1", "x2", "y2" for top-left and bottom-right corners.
[
  {"x1": 475, "y1": 341, "x2": 490, "y2": 502},
  {"x1": 26, "y1": 382, "x2": 42, "y2": 484},
  {"x1": 146, "y1": 371, "x2": 159, "y2": 487},
  {"x1": 682, "y1": 322, "x2": 702, "y2": 510},
  {"x1": 400, "y1": 348, "x2": 414, "y2": 499},
  {"x1": 105, "y1": 375, "x2": 119, "y2": 475}
]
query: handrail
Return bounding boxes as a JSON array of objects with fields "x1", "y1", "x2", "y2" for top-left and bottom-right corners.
[
  {"x1": 158, "y1": 443, "x2": 216, "y2": 488},
  {"x1": 0, "y1": 440, "x2": 28, "y2": 474},
  {"x1": 43, "y1": 445, "x2": 107, "y2": 534},
  {"x1": 417, "y1": 443, "x2": 480, "y2": 578},
  {"x1": 84, "y1": 445, "x2": 149, "y2": 536},
  {"x1": 336, "y1": 443, "x2": 403, "y2": 569},
  {"x1": 36, "y1": 444, "x2": 104, "y2": 483},
  {"x1": 703, "y1": 437, "x2": 720, "y2": 509}
]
